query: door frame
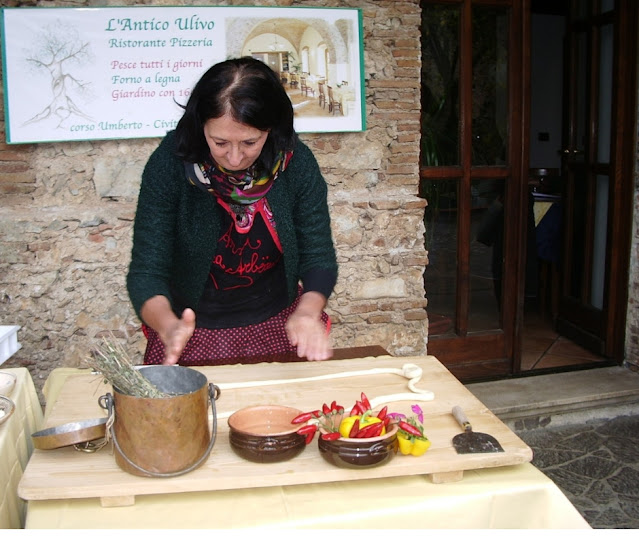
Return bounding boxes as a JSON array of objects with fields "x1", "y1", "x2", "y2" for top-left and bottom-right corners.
[{"x1": 606, "y1": 0, "x2": 637, "y2": 363}]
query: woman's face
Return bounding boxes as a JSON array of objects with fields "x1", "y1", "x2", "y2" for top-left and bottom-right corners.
[{"x1": 203, "y1": 114, "x2": 269, "y2": 171}]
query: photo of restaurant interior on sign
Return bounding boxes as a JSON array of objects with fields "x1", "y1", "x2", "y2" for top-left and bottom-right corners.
[{"x1": 234, "y1": 17, "x2": 358, "y2": 119}]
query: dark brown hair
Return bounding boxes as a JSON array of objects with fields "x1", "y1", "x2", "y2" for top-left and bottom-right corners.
[{"x1": 174, "y1": 57, "x2": 296, "y2": 169}]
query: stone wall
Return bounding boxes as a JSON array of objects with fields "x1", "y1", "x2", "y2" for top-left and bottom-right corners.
[{"x1": 0, "y1": 0, "x2": 427, "y2": 393}]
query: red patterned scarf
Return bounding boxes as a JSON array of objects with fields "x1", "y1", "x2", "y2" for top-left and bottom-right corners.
[{"x1": 186, "y1": 151, "x2": 293, "y2": 206}]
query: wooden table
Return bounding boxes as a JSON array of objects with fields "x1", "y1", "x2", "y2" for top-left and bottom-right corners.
[
  {"x1": 0, "y1": 368, "x2": 43, "y2": 529},
  {"x1": 21, "y1": 355, "x2": 590, "y2": 529}
]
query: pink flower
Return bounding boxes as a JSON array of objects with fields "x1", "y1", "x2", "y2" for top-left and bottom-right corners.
[{"x1": 411, "y1": 404, "x2": 424, "y2": 424}]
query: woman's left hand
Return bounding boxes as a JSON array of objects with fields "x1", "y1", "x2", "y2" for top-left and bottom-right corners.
[{"x1": 285, "y1": 291, "x2": 332, "y2": 361}]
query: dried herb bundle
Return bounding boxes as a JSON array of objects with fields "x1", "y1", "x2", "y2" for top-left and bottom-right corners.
[{"x1": 87, "y1": 335, "x2": 169, "y2": 398}]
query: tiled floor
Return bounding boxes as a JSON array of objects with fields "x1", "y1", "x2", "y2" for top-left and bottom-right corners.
[
  {"x1": 522, "y1": 306, "x2": 607, "y2": 371},
  {"x1": 429, "y1": 299, "x2": 608, "y2": 373}
]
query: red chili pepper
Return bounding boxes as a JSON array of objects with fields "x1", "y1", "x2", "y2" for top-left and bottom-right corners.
[
  {"x1": 297, "y1": 423, "x2": 317, "y2": 435},
  {"x1": 349, "y1": 418, "x2": 360, "y2": 438},
  {"x1": 360, "y1": 392, "x2": 371, "y2": 411},
  {"x1": 296, "y1": 423, "x2": 317, "y2": 444},
  {"x1": 356, "y1": 421, "x2": 383, "y2": 438},
  {"x1": 312, "y1": 410, "x2": 321, "y2": 418},
  {"x1": 349, "y1": 405, "x2": 361, "y2": 416},
  {"x1": 383, "y1": 416, "x2": 391, "y2": 429},
  {"x1": 354, "y1": 426, "x2": 367, "y2": 438},
  {"x1": 335, "y1": 404, "x2": 344, "y2": 414},
  {"x1": 321, "y1": 432, "x2": 341, "y2": 441},
  {"x1": 330, "y1": 401, "x2": 338, "y2": 413},
  {"x1": 355, "y1": 423, "x2": 377, "y2": 438},
  {"x1": 355, "y1": 400, "x2": 367, "y2": 415},
  {"x1": 365, "y1": 421, "x2": 384, "y2": 437},
  {"x1": 376, "y1": 406, "x2": 388, "y2": 421},
  {"x1": 291, "y1": 412, "x2": 314, "y2": 424},
  {"x1": 398, "y1": 421, "x2": 423, "y2": 437},
  {"x1": 322, "y1": 403, "x2": 331, "y2": 415}
]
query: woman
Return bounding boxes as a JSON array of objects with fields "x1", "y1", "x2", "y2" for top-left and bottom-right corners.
[{"x1": 127, "y1": 57, "x2": 338, "y2": 366}]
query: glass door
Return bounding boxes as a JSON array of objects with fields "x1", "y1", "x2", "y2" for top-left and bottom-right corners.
[{"x1": 421, "y1": 0, "x2": 528, "y2": 380}]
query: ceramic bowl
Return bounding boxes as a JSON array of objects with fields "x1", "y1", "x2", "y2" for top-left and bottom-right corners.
[
  {"x1": 318, "y1": 422, "x2": 399, "y2": 469},
  {"x1": 0, "y1": 371, "x2": 17, "y2": 397},
  {"x1": 227, "y1": 405, "x2": 306, "y2": 463},
  {"x1": 0, "y1": 395, "x2": 15, "y2": 425}
]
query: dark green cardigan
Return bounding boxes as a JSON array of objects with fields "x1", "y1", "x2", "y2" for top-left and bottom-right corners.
[{"x1": 127, "y1": 131, "x2": 338, "y2": 321}]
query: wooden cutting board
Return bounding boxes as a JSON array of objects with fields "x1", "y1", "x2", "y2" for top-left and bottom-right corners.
[{"x1": 19, "y1": 355, "x2": 532, "y2": 506}]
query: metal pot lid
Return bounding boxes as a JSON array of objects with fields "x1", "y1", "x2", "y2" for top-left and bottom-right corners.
[{"x1": 31, "y1": 417, "x2": 107, "y2": 450}]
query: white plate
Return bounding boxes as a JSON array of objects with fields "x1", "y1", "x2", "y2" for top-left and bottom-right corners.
[
  {"x1": 0, "y1": 326, "x2": 21, "y2": 365},
  {"x1": 0, "y1": 395, "x2": 15, "y2": 425},
  {"x1": 0, "y1": 371, "x2": 16, "y2": 397}
]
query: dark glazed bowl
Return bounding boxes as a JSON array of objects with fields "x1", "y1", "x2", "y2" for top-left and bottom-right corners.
[
  {"x1": 227, "y1": 405, "x2": 306, "y2": 463},
  {"x1": 318, "y1": 423, "x2": 399, "y2": 469}
]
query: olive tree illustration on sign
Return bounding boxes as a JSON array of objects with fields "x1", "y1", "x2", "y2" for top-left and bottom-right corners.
[{"x1": 22, "y1": 22, "x2": 95, "y2": 128}]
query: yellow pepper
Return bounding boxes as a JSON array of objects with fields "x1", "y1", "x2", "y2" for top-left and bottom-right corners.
[
  {"x1": 339, "y1": 415, "x2": 384, "y2": 438},
  {"x1": 397, "y1": 432, "x2": 431, "y2": 456}
]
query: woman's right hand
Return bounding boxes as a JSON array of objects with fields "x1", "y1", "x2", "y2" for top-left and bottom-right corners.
[
  {"x1": 160, "y1": 308, "x2": 196, "y2": 365},
  {"x1": 141, "y1": 296, "x2": 196, "y2": 365}
]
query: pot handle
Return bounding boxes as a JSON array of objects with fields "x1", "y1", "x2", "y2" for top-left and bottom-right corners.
[{"x1": 98, "y1": 383, "x2": 221, "y2": 478}]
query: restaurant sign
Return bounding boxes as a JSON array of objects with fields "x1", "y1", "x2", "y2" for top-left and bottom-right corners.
[{"x1": 0, "y1": 6, "x2": 365, "y2": 144}]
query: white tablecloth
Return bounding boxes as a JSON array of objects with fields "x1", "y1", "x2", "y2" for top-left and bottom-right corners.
[
  {"x1": 333, "y1": 86, "x2": 356, "y2": 115},
  {"x1": 23, "y1": 463, "x2": 591, "y2": 529},
  {"x1": 0, "y1": 368, "x2": 43, "y2": 529}
]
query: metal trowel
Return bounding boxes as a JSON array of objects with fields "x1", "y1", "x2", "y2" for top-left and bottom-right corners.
[{"x1": 452, "y1": 406, "x2": 504, "y2": 454}]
